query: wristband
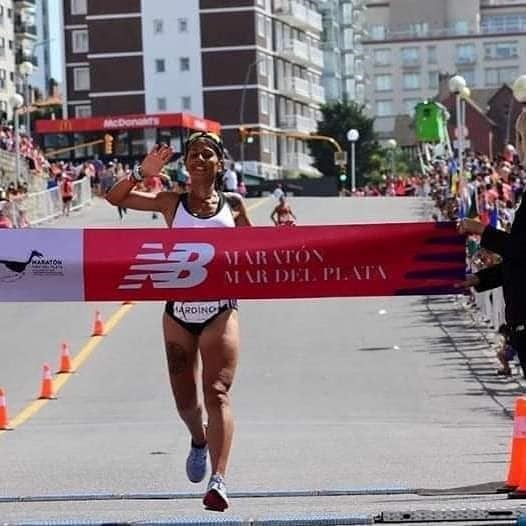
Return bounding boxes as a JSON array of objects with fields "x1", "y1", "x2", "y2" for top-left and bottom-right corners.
[{"x1": 130, "y1": 165, "x2": 144, "y2": 183}]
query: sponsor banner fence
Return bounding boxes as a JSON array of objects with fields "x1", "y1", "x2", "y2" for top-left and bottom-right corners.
[{"x1": 0, "y1": 222, "x2": 465, "y2": 302}]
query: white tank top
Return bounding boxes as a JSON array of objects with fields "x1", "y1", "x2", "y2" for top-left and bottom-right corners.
[
  {"x1": 169, "y1": 192, "x2": 237, "y2": 322},
  {"x1": 172, "y1": 193, "x2": 235, "y2": 228}
]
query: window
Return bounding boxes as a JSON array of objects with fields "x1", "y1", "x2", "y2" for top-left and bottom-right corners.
[
  {"x1": 427, "y1": 46, "x2": 437, "y2": 64},
  {"x1": 482, "y1": 14, "x2": 526, "y2": 34},
  {"x1": 401, "y1": 47, "x2": 420, "y2": 66},
  {"x1": 403, "y1": 98, "x2": 419, "y2": 115},
  {"x1": 375, "y1": 100, "x2": 392, "y2": 116},
  {"x1": 409, "y1": 22, "x2": 428, "y2": 37},
  {"x1": 73, "y1": 67, "x2": 90, "y2": 91},
  {"x1": 375, "y1": 74, "x2": 392, "y2": 91},
  {"x1": 428, "y1": 71, "x2": 439, "y2": 89},
  {"x1": 484, "y1": 41, "x2": 518, "y2": 60},
  {"x1": 455, "y1": 44, "x2": 476, "y2": 64},
  {"x1": 157, "y1": 97, "x2": 167, "y2": 111},
  {"x1": 180, "y1": 57, "x2": 190, "y2": 71},
  {"x1": 153, "y1": 19, "x2": 163, "y2": 34},
  {"x1": 72, "y1": 29, "x2": 88, "y2": 53},
  {"x1": 403, "y1": 72, "x2": 420, "y2": 90},
  {"x1": 155, "y1": 59, "x2": 165, "y2": 73},
  {"x1": 178, "y1": 18, "x2": 188, "y2": 32},
  {"x1": 343, "y1": 28, "x2": 354, "y2": 48},
  {"x1": 374, "y1": 49, "x2": 391, "y2": 66},
  {"x1": 453, "y1": 21, "x2": 469, "y2": 35},
  {"x1": 74, "y1": 105, "x2": 91, "y2": 118},
  {"x1": 257, "y1": 14, "x2": 265, "y2": 37},
  {"x1": 369, "y1": 25, "x2": 386, "y2": 40},
  {"x1": 485, "y1": 66, "x2": 519, "y2": 86},
  {"x1": 70, "y1": 0, "x2": 87, "y2": 15},
  {"x1": 458, "y1": 69, "x2": 476, "y2": 85},
  {"x1": 182, "y1": 96, "x2": 191, "y2": 110},
  {"x1": 260, "y1": 92, "x2": 268, "y2": 114},
  {"x1": 259, "y1": 55, "x2": 267, "y2": 76}
]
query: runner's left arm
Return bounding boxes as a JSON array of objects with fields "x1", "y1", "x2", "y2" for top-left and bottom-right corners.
[{"x1": 225, "y1": 192, "x2": 253, "y2": 227}]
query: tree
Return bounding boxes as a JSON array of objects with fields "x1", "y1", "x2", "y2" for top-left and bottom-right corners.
[{"x1": 308, "y1": 101, "x2": 383, "y2": 186}]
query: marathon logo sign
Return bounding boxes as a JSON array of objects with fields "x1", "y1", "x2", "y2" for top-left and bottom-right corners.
[
  {"x1": 82, "y1": 223, "x2": 466, "y2": 302},
  {"x1": 0, "y1": 224, "x2": 466, "y2": 302},
  {"x1": 103, "y1": 116, "x2": 161, "y2": 130},
  {"x1": 118, "y1": 242, "x2": 214, "y2": 290}
]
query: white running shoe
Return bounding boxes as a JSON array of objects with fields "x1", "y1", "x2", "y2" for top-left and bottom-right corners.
[
  {"x1": 203, "y1": 473, "x2": 229, "y2": 512},
  {"x1": 185, "y1": 441, "x2": 208, "y2": 483}
]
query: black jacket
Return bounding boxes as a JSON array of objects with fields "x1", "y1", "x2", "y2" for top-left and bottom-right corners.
[{"x1": 474, "y1": 197, "x2": 526, "y2": 324}]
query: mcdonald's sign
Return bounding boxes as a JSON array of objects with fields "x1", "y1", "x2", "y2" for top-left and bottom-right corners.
[{"x1": 58, "y1": 120, "x2": 73, "y2": 133}]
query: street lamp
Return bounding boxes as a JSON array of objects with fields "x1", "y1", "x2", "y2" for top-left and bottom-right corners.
[
  {"x1": 19, "y1": 60, "x2": 34, "y2": 135},
  {"x1": 10, "y1": 93, "x2": 24, "y2": 184},
  {"x1": 386, "y1": 138, "x2": 397, "y2": 175},
  {"x1": 512, "y1": 75, "x2": 526, "y2": 103},
  {"x1": 239, "y1": 56, "x2": 267, "y2": 175},
  {"x1": 346, "y1": 128, "x2": 360, "y2": 192},
  {"x1": 449, "y1": 75, "x2": 467, "y2": 183}
]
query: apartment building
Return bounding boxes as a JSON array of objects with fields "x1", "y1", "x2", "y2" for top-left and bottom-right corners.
[
  {"x1": 319, "y1": 0, "x2": 367, "y2": 105},
  {"x1": 60, "y1": 0, "x2": 326, "y2": 178},
  {"x1": 364, "y1": 0, "x2": 526, "y2": 135},
  {"x1": 0, "y1": 1, "x2": 16, "y2": 119},
  {"x1": 202, "y1": 0, "x2": 325, "y2": 179}
]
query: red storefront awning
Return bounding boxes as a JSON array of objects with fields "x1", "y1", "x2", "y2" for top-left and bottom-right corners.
[{"x1": 35, "y1": 112, "x2": 221, "y2": 135}]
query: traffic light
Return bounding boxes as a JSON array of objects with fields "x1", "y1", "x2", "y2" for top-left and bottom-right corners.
[
  {"x1": 239, "y1": 127, "x2": 255, "y2": 144},
  {"x1": 104, "y1": 134, "x2": 114, "y2": 155},
  {"x1": 339, "y1": 169, "x2": 347, "y2": 183}
]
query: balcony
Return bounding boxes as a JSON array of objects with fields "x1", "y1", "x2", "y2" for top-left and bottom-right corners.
[
  {"x1": 274, "y1": 0, "x2": 323, "y2": 33},
  {"x1": 281, "y1": 76, "x2": 311, "y2": 102},
  {"x1": 309, "y1": 46, "x2": 324, "y2": 70},
  {"x1": 282, "y1": 152, "x2": 319, "y2": 175},
  {"x1": 15, "y1": 22, "x2": 37, "y2": 39},
  {"x1": 456, "y1": 56, "x2": 477, "y2": 65},
  {"x1": 280, "y1": 114, "x2": 317, "y2": 134},
  {"x1": 306, "y1": 9, "x2": 323, "y2": 33},
  {"x1": 280, "y1": 38, "x2": 309, "y2": 65},
  {"x1": 310, "y1": 83, "x2": 325, "y2": 104},
  {"x1": 14, "y1": 0, "x2": 36, "y2": 7},
  {"x1": 401, "y1": 58, "x2": 421, "y2": 69},
  {"x1": 15, "y1": 50, "x2": 38, "y2": 66}
]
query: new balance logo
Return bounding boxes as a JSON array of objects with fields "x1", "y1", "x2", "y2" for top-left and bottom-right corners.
[{"x1": 119, "y1": 242, "x2": 215, "y2": 290}]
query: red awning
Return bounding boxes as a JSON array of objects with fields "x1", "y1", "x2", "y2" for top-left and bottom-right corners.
[{"x1": 35, "y1": 112, "x2": 221, "y2": 135}]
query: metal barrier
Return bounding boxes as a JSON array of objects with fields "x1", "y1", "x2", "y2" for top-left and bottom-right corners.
[{"x1": 2, "y1": 177, "x2": 92, "y2": 227}]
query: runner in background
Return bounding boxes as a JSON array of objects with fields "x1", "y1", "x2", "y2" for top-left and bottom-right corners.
[
  {"x1": 271, "y1": 195, "x2": 297, "y2": 226},
  {"x1": 59, "y1": 173, "x2": 74, "y2": 217}
]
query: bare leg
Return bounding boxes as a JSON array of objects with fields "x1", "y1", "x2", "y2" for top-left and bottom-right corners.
[
  {"x1": 199, "y1": 310, "x2": 240, "y2": 477},
  {"x1": 163, "y1": 314, "x2": 207, "y2": 446}
]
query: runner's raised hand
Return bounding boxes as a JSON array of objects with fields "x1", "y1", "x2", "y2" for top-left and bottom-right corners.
[{"x1": 141, "y1": 144, "x2": 174, "y2": 178}]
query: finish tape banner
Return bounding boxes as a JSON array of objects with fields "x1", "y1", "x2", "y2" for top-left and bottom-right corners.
[{"x1": 0, "y1": 223, "x2": 465, "y2": 302}]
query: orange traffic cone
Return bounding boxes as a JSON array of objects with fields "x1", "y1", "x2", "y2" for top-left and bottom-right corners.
[
  {"x1": 92, "y1": 310, "x2": 105, "y2": 336},
  {"x1": 58, "y1": 342, "x2": 72, "y2": 374},
  {"x1": 39, "y1": 363, "x2": 55, "y2": 400},
  {"x1": 505, "y1": 398, "x2": 526, "y2": 494},
  {"x1": 0, "y1": 388, "x2": 10, "y2": 430}
]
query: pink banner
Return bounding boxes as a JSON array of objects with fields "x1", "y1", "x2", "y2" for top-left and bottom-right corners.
[{"x1": 83, "y1": 223, "x2": 465, "y2": 302}]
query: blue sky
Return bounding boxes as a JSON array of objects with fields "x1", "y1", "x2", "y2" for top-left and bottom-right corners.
[{"x1": 48, "y1": 0, "x2": 62, "y2": 82}]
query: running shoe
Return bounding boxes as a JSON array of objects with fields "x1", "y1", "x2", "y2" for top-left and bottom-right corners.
[
  {"x1": 203, "y1": 473, "x2": 229, "y2": 512},
  {"x1": 186, "y1": 441, "x2": 208, "y2": 483}
]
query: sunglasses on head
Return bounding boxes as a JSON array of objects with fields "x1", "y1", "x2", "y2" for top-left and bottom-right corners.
[{"x1": 187, "y1": 131, "x2": 223, "y2": 147}]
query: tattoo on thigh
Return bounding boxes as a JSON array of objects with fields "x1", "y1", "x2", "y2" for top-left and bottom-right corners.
[{"x1": 166, "y1": 342, "x2": 192, "y2": 376}]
